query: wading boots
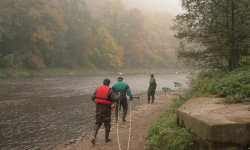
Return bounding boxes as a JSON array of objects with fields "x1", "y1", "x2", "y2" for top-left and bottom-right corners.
[
  {"x1": 105, "y1": 129, "x2": 111, "y2": 142},
  {"x1": 91, "y1": 128, "x2": 99, "y2": 145}
]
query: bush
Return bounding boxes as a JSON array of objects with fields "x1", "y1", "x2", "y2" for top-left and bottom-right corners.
[
  {"x1": 147, "y1": 112, "x2": 197, "y2": 150},
  {"x1": 0, "y1": 54, "x2": 14, "y2": 68},
  {"x1": 207, "y1": 67, "x2": 250, "y2": 103},
  {"x1": 28, "y1": 55, "x2": 46, "y2": 70}
]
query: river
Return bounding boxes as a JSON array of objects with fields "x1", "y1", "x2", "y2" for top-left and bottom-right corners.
[{"x1": 0, "y1": 73, "x2": 189, "y2": 150}]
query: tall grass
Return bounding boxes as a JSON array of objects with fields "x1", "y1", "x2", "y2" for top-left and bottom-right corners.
[{"x1": 146, "y1": 89, "x2": 201, "y2": 150}]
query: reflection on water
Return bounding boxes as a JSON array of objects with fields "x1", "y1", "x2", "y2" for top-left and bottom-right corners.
[{"x1": 0, "y1": 73, "x2": 189, "y2": 150}]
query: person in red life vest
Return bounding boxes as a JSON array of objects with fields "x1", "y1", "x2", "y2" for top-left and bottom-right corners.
[{"x1": 91, "y1": 79, "x2": 119, "y2": 145}]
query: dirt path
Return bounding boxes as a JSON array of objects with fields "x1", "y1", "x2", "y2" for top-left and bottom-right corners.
[{"x1": 63, "y1": 90, "x2": 185, "y2": 150}]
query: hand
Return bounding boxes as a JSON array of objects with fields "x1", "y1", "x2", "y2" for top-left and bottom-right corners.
[{"x1": 111, "y1": 104, "x2": 115, "y2": 110}]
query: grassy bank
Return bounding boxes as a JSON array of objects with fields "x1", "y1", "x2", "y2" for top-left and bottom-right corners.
[
  {"x1": 0, "y1": 67, "x2": 189, "y2": 78},
  {"x1": 146, "y1": 89, "x2": 201, "y2": 150},
  {"x1": 146, "y1": 66, "x2": 250, "y2": 150}
]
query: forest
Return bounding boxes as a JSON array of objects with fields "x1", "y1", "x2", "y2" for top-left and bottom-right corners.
[{"x1": 0, "y1": 0, "x2": 179, "y2": 71}]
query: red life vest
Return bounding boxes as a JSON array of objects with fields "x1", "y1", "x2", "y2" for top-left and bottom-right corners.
[{"x1": 94, "y1": 85, "x2": 112, "y2": 105}]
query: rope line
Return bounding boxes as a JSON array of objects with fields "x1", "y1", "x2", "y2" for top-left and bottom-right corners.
[
  {"x1": 127, "y1": 100, "x2": 132, "y2": 150},
  {"x1": 116, "y1": 99, "x2": 122, "y2": 150},
  {"x1": 116, "y1": 99, "x2": 132, "y2": 150}
]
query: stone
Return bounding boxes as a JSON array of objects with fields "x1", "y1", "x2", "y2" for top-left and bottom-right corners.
[{"x1": 177, "y1": 97, "x2": 250, "y2": 150}]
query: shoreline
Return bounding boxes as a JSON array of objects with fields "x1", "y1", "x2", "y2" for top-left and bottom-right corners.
[
  {"x1": 0, "y1": 68, "x2": 189, "y2": 78},
  {"x1": 62, "y1": 89, "x2": 187, "y2": 150}
]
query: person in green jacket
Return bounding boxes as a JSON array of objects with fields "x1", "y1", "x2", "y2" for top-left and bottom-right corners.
[
  {"x1": 147, "y1": 74, "x2": 157, "y2": 103},
  {"x1": 112, "y1": 76, "x2": 133, "y2": 123}
]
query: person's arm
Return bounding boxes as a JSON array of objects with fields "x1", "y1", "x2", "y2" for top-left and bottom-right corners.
[
  {"x1": 92, "y1": 90, "x2": 96, "y2": 101},
  {"x1": 149, "y1": 78, "x2": 155, "y2": 85},
  {"x1": 125, "y1": 85, "x2": 133, "y2": 100}
]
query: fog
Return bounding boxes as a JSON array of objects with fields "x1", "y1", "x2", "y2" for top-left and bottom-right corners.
[{"x1": 122, "y1": 0, "x2": 185, "y2": 16}]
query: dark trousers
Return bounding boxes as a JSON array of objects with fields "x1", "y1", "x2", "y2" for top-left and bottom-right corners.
[
  {"x1": 147, "y1": 94, "x2": 155, "y2": 103},
  {"x1": 94, "y1": 103, "x2": 111, "y2": 131},
  {"x1": 115, "y1": 98, "x2": 128, "y2": 121}
]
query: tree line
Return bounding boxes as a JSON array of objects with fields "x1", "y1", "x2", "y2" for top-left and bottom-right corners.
[{"x1": 0, "y1": 0, "x2": 179, "y2": 70}]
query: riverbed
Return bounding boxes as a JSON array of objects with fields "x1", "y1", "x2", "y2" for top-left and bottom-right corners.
[{"x1": 0, "y1": 73, "x2": 189, "y2": 150}]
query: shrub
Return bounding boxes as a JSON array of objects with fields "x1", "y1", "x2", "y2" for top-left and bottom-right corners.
[
  {"x1": 207, "y1": 67, "x2": 250, "y2": 103},
  {"x1": 0, "y1": 54, "x2": 14, "y2": 68},
  {"x1": 28, "y1": 55, "x2": 46, "y2": 70}
]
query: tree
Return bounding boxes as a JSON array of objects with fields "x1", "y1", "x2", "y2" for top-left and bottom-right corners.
[
  {"x1": 0, "y1": 0, "x2": 67, "y2": 69},
  {"x1": 63, "y1": 0, "x2": 93, "y2": 69},
  {"x1": 123, "y1": 8, "x2": 148, "y2": 67},
  {"x1": 173, "y1": 0, "x2": 250, "y2": 71},
  {"x1": 90, "y1": 27, "x2": 124, "y2": 69},
  {"x1": 145, "y1": 12, "x2": 177, "y2": 68}
]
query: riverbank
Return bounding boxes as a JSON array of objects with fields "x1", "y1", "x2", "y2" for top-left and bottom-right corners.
[
  {"x1": 62, "y1": 89, "x2": 187, "y2": 150},
  {"x1": 0, "y1": 68, "x2": 189, "y2": 78}
]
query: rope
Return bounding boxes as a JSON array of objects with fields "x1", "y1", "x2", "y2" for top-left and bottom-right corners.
[
  {"x1": 116, "y1": 99, "x2": 132, "y2": 150},
  {"x1": 116, "y1": 99, "x2": 122, "y2": 150},
  {"x1": 127, "y1": 100, "x2": 132, "y2": 150}
]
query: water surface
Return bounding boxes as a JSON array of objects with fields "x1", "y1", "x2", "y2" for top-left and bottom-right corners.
[{"x1": 0, "y1": 73, "x2": 189, "y2": 150}]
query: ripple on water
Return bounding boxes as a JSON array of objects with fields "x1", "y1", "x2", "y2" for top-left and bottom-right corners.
[{"x1": 0, "y1": 73, "x2": 190, "y2": 149}]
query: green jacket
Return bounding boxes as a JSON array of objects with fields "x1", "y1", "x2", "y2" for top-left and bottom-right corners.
[{"x1": 112, "y1": 81, "x2": 133, "y2": 100}]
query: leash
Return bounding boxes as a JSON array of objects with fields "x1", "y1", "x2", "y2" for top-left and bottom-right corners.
[{"x1": 116, "y1": 100, "x2": 132, "y2": 150}]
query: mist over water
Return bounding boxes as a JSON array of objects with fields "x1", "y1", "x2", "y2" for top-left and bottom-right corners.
[{"x1": 0, "y1": 73, "x2": 189, "y2": 150}]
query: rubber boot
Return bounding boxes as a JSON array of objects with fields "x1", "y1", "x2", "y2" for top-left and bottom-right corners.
[
  {"x1": 147, "y1": 95, "x2": 150, "y2": 104},
  {"x1": 91, "y1": 129, "x2": 99, "y2": 145},
  {"x1": 105, "y1": 129, "x2": 111, "y2": 142},
  {"x1": 152, "y1": 95, "x2": 154, "y2": 103},
  {"x1": 122, "y1": 110, "x2": 127, "y2": 122}
]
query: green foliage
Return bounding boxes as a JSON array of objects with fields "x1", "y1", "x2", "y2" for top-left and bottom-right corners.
[
  {"x1": 147, "y1": 112, "x2": 196, "y2": 150},
  {"x1": 238, "y1": 56, "x2": 250, "y2": 67},
  {"x1": 188, "y1": 67, "x2": 250, "y2": 103},
  {"x1": 0, "y1": 54, "x2": 14, "y2": 68},
  {"x1": 162, "y1": 87, "x2": 171, "y2": 93},
  {"x1": 28, "y1": 55, "x2": 46, "y2": 70},
  {"x1": 174, "y1": 82, "x2": 182, "y2": 89},
  {"x1": 206, "y1": 67, "x2": 250, "y2": 103},
  {"x1": 146, "y1": 91, "x2": 199, "y2": 150},
  {"x1": 174, "y1": 0, "x2": 250, "y2": 71}
]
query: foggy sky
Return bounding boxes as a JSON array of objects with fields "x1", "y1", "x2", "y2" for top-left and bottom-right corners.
[{"x1": 122, "y1": 0, "x2": 185, "y2": 16}]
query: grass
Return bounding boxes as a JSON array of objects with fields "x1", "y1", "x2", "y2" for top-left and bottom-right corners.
[{"x1": 146, "y1": 89, "x2": 200, "y2": 150}]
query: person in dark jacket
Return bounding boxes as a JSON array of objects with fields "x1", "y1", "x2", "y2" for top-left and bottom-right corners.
[
  {"x1": 147, "y1": 74, "x2": 157, "y2": 103},
  {"x1": 91, "y1": 79, "x2": 119, "y2": 145},
  {"x1": 112, "y1": 76, "x2": 133, "y2": 123}
]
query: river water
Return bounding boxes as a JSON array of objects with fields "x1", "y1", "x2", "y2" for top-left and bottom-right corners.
[{"x1": 0, "y1": 73, "x2": 189, "y2": 150}]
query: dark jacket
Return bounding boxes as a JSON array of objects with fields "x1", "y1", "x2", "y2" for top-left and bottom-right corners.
[{"x1": 147, "y1": 77, "x2": 157, "y2": 95}]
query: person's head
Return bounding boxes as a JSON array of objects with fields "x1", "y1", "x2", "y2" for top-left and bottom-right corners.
[
  {"x1": 117, "y1": 76, "x2": 123, "y2": 81},
  {"x1": 103, "y1": 79, "x2": 110, "y2": 86},
  {"x1": 151, "y1": 74, "x2": 154, "y2": 78}
]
